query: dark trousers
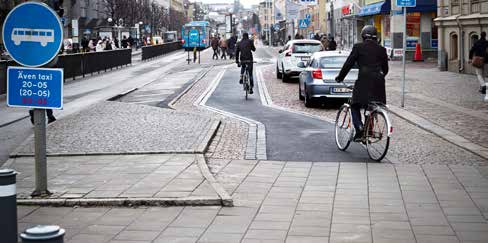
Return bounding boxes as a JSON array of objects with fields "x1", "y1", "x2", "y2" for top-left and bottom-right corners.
[
  {"x1": 221, "y1": 47, "x2": 227, "y2": 59},
  {"x1": 240, "y1": 63, "x2": 254, "y2": 88},
  {"x1": 351, "y1": 103, "x2": 368, "y2": 132},
  {"x1": 212, "y1": 48, "x2": 219, "y2": 59},
  {"x1": 29, "y1": 109, "x2": 56, "y2": 123}
]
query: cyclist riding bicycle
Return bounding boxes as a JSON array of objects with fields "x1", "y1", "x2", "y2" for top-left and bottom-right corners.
[
  {"x1": 335, "y1": 25, "x2": 389, "y2": 142},
  {"x1": 236, "y1": 32, "x2": 256, "y2": 94}
]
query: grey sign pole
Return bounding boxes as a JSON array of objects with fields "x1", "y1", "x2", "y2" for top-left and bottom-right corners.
[
  {"x1": 401, "y1": 6, "x2": 407, "y2": 108},
  {"x1": 32, "y1": 108, "x2": 50, "y2": 197}
]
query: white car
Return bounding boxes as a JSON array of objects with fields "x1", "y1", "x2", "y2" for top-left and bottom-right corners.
[{"x1": 276, "y1": 39, "x2": 324, "y2": 82}]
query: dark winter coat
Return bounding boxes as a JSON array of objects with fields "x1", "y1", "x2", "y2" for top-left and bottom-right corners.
[
  {"x1": 336, "y1": 40, "x2": 389, "y2": 106},
  {"x1": 211, "y1": 38, "x2": 219, "y2": 49},
  {"x1": 235, "y1": 38, "x2": 256, "y2": 62},
  {"x1": 469, "y1": 37, "x2": 488, "y2": 61}
]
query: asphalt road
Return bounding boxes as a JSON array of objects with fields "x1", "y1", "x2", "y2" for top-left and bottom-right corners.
[{"x1": 206, "y1": 48, "x2": 372, "y2": 162}]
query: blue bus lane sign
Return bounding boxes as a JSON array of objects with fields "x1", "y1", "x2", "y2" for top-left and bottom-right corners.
[
  {"x1": 2, "y1": 2, "x2": 63, "y2": 67},
  {"x1": 7, "y1": 66, "x2": 63, "y2": 109}
]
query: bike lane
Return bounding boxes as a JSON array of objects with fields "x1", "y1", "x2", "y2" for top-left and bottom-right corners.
[{"x1": 205, "y1": 63, "x2": 374, "y2": 162}]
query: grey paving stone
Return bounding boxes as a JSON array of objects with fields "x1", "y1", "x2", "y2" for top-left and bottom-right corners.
[
  {"x1": 456, "y1": 231, "x2": 488, "y2": 241},
  {"x1": 412, "y1": 225, "x2": 455, "y2": 236},
  {"x1": 169, "y1": 208, "x2": 219, "y2": 228},
  {"x1": 332, "y1": 216, "x2": 370, "y2": 225},
  {"x1": 329, "y1": 232, "x2": 372, "y2": 243},
  {"x1": 372, "y1": 229, "x2": 415, "y2": 240},
  {"x1": 415, "y1": 235, "x2": 460, "y2": 243},
  {"x1": 288, "y1": 226, "x2": 329, "y2": 237},
  {"x1": 249, "y1": 221, "x2": 291, "y2": 230},
  {"x1": 331, "y1": 224, "x2": 371, "y2": 233},
  {"x1": 370, "y1": 212, "x2": 409, "y2": 223},
  {"x1": 286, "y1": 236, "x2": 329, "y2": 243},
  {"x1": 114, "y1": 230, "x2": 160, "y2": 241},
  {"x1": 447, "y1": 215, "x2": 487, "y2": 223},
  {"x1": 67, "y1": 233, "x2": 113, "y2": 243},
  {"x1": 450, "y1": 222, "x2": 488, "y2": 232},
  {"x1": 254, "y1": 213, "x2": 294, "y2": 222},
  {"x1": 80, "y1": 225, "x2": 125, "y2": 236},
  {"x1": 198, "y1": 233, "x2": 243, "y2": 243},
  {"x1": 244, "y1": 229, "x2": 287, "y2": 241},
  {"x1": 371, "y1": 221, "x2": 412, "y2": 230},
  {"x1": 153, "y1": 236, "x2": 198, "y2": 243},
  {"x1": 159, "y1": 227, "x2": 206, "y2": 237}
]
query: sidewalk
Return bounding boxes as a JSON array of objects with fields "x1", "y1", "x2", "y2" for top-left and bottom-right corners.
[{"x1": 17, "y1": 159, "x2": 488, "y2": 243}]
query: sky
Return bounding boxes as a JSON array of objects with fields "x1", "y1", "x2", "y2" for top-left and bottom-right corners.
[{"x1": 189, "y1": 0, "x2": 262, "y2": 8}]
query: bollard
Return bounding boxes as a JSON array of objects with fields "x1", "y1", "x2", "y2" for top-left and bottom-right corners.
[
  {"x1": 20, "y1": 225, "x2": 65, "y2": 243},
  {"x1": 0, "y1": 169, "x2": 17, "y2": 243}
]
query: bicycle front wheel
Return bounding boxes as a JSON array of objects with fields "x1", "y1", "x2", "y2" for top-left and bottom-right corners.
[
  {"x1": 335, "y1": 104, "x2": 353, "y2": 151},
  {"x1": 365, "y1": 111, "x2": 390, "y2": 161}
]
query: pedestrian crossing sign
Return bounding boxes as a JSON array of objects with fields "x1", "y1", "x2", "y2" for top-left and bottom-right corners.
[{"x1": 298, "y1": 19, "x2": 309, "y2": 29}]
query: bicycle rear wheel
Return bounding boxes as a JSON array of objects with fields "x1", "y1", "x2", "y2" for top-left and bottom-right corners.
[
  {"x1": 365, "y1": 111, "x2": 390, "y2": 161},
  {"x1": 335, "y1": 104, "x2": 353, "y2": 151}
]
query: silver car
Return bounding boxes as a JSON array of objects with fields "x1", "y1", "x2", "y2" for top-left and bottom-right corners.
[{"x1": 298, "y1": 51, "x2": 358, "y2": 107}]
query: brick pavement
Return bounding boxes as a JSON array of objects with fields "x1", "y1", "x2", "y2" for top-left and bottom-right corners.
[
  {"x1": 6, "y1": 154, "x2": 226, "y2": 204},
  {"x1": 18, "y1": 159, "x2": 488, "y2": 243}
]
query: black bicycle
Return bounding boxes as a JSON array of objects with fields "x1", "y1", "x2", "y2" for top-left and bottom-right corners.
[
  {"x1": 334, "y1": 84, "x2": 392, "y2": 161},
  {"x1": 238, "y1": 60, "x2": 255, "y2": 100}
]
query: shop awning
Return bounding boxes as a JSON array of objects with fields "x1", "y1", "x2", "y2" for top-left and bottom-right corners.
[{"x1": 358, "y1": 1, "x2": 390, "y2": 17}]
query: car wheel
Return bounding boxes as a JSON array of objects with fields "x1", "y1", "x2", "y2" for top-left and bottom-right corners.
[
  {"x1": 304, "y1": 86, "x2": 315, "y2": 108},
  {"x1": 276, "y1": 64, "x2": 282, "y2": 79},
  {"x1": 298, "y1": 83, "x2": 304, "y2": 100},
  {"x1": 282, "y1": 65, "x2": 288, "y2": 82}
]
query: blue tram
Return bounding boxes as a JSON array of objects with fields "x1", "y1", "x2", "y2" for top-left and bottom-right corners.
[{"x1": 182, "y1": 21, "x2": 211, "y2": 50}]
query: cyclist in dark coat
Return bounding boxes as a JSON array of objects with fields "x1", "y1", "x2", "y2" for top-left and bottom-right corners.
[
  {"x1": 336, "y1": 25, "x2": 389, "y2": 141},
  {"x1": 236, "y1": 33, "x2": 256, "y2": 94}
]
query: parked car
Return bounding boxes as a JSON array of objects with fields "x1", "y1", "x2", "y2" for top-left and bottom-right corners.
[
  {"x1": 276, "y1": 39, "x2": 323, "y2": 82},
  {"x1": 298, "y1": 51, "x2": 358, "y2": 107}
]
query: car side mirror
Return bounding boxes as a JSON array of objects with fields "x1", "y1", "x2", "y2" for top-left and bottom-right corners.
[
  {"x1": 278, "y1": 50, "x2": 283, "y2": 54},
  {"x1": 297, "y1": 61, "x2": 306, "y2": 68}
]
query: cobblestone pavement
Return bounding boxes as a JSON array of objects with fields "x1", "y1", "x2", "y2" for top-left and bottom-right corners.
[
  {"x1": 7, "y1": 154, "x2": 218, "y2": 200},
  {"x1": 258, "y1": 63, "x2": 488, "y2": 166},
  {"x1": 18, "y1": 160, "x2": 488, "y2": 243},
  {"x1": 13, "y1": 101, "x2": 219, "y2": 155}
]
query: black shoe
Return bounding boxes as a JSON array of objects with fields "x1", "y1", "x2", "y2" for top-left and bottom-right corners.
[
  {"x1": 353, "y1": 129, "x2": 363, "y2": 142},
  {"x1": 239, "y1": 79, "x2": 243, "y2": 84},
  {"x1": 48, "y1": 117, "x2": 56, "y2": 124},
  {"x1": 480, "y1": 86, "x2": 487, "y2": 94},
  {"x1": 249, "y1": 88, "x2": 254, "y2": 94}
]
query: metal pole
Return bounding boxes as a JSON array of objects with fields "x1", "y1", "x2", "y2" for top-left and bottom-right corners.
[
  {"x1": 0, "y1": 169, "x2": 17, "y2": 243},
  {"x1": 401, "y1": 7, "x2": 406, "y2": 108},
  {"x1": 32, "y1": 109, "x2": 50, "y2": 197}
]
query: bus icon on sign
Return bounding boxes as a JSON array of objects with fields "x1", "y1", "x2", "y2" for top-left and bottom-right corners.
[{"x1": 11, "y1": 28, "x2": 54, "y2": 47}]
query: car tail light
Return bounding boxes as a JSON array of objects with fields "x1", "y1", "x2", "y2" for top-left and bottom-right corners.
[
  {"x1": 181, "y1": 39, "x2": 185, "y2": 44},
  {"x1": 202, "y1": 39, "x2": 206, "y2": 44},
  {"x1": 312, "y1": 69, "x2": 322, "y2": 79}
]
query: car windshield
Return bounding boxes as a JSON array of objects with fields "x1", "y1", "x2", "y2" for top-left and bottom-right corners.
[
  {"x1": 293, "y1": 43, "x2": 321, "y2": 53},
  {"x1": 319, "y1": 56, "x2": 358, "y2": 69}
]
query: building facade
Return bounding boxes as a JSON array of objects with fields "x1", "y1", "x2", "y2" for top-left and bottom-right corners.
[{"x1": 435, "y1": 0, "x2": 488, "y2": 74}]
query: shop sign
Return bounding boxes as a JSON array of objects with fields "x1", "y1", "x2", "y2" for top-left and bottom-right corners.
[
  {"x1": 431, "y1": 39, "x2": 438, "y2": 48},
  {"x1": 393, "y1": 48, "x2": 404, "y2": 57},
  {"x1": 342, "y1": 4, "x2": 354, "y2": 15}
]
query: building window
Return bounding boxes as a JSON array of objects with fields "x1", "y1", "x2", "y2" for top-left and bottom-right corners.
[
  {"x1": 451, "y1": 0, "x2": 459, "y2": 6},
  {"x1": 450, "y1": 33, "x2": 458, "y2": 60}
]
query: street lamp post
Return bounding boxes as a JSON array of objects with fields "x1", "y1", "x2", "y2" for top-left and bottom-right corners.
[{"x1": 108, "y1": 17, "x2": 124, "y2": 48}]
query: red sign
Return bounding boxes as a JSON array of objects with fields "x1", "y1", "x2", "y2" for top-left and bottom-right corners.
[{"x1": 342, "y1": 4, "x2": 353, "y2": 15}]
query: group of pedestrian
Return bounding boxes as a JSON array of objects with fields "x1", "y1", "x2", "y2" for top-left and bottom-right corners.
[
  {"x1": 315, "y1": 33, "x2": 337, "y2": 51},
  {"x1": 469, "y1": 31, "x2": 488, "y2": 99},
  {"x1": 81, "y1": 35, "x2": 135, "y2": 53},
  {"x1": 211, "y1": 34, "x2": 238, "y2": 60}
]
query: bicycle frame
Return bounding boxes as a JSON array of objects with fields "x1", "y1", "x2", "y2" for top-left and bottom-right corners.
[{"x1": 365, "y1": 103, "x2": 393, "y2": 137}]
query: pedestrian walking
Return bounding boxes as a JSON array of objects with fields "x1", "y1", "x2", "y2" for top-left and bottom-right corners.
[
  {"x1": 295, "y1": 33, "x2": 301, "y2": 40},
  {"x1": 314, "y1": 33, "x2": 321, "y2": 41},
  {"x1": 104, "y1": 38, "x2": 113, "y2": 51},
  {"x1": 220, "y1": 37, "x2": 228, "y2": 60},
  {"x1": 95, "y1": 40, "x2": 104, "y2": 52},
  {"x1": 88, "y1": 39, "x2": 96, "y2": 52},
  {"x1": 469, "y1": 31, "x2": 488, "y2": 95},
  {"x1": 321, "y1": 35, "x2": 329, "y2": 51},
  {"x1": 81, "y1": 37, "x2": 89, "y2": 52},
  {"x1": 328, "y1": 36, "x2": 337, "y2": 51},
  {"x1": 121, "y1": 36, "x2": 129, "y2": 49},
  {"x1": 211, "y1": 36, "x2": 219, "y2": 60},
  {"x1": 29, "y1": 109, "x2": 56, "y2": 125},
  {"x1": 227, "y1": 34, "x2": 237, "y2": 59}
]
